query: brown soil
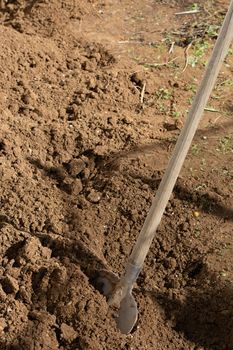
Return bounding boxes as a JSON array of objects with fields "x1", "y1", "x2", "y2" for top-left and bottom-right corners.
[{"x1": 0, "y1": 1, "x2": 233, "y2": 349}]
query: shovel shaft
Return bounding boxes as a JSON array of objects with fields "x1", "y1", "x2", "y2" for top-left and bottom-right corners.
[{"x1": 126, "y1": 1, "x2": 233, "y2": 275}]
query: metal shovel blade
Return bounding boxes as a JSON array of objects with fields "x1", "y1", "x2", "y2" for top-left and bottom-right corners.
[
  {"x1": 97, "y1": 271, "x2": 138, "y2": 334},
  {"x1": 117, "y1": 291, "x2": 138, "y2": 334}
]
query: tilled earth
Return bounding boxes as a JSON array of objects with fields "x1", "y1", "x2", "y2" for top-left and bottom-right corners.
[{"x1": 0, "y1": 1, "x2": 233, "y2": 349}]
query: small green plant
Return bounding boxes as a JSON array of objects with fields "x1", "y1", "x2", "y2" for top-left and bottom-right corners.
[
  {"x1": 217, "y1": 134, "x2": 233, "y2": 155},
  {"x1": 227, "y1": 47, "x2": 233, "y2": 56},
  {"x1": 188, "y1": 41, "x2": 209, "y2": 67},
  {"x1": 185, "y1": 83, "x2": 197, "y2": 93},
  {"x1": 172, "y1": 110, "x2": 181, "y2": 119},
  {"x1": 207, "y1": 25, "x2": 220, "y2": 38},
  {"x1": 225, "y1": 48, "x2": 233, "y2": 63},
  {"x1": 187, "y1": 97, "x2": 193, "y2": 105},
  {"x1": 195, "y1": 41, "x2": 209, "y2": 56},
  {"x1": 191, "y1": 144, "x2": 201, "y2": 156},
  {"x1": 194, "y1": 228, "x2": 201, "y2": 237},
  {"x1": 156, "y1": 88, "x2": 172, "y2": 100},
  {"x1": 158, "y1": 102, "x2": 168, "y2": 113},
  {"x1": 190, "y1": 3, "x2": 200, "y2": 11},
  {"x1": 200, "y1": 158, "x2": 206, "y2": 171}
]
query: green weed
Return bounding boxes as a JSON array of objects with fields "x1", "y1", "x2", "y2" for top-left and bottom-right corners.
[
  {"x1": 190, "y1": 3, "x2": 200, "y2": 11},
  {"x1": 216, "y1": 134, "x2": 233, "y2": 155},
  {"x1": 172, "y1": 110, "x2": 181, "y2": 119},
  {"x1": 156, "y1": 88, "x2": 172, "y2": 100},
  {"x1": 206, "y1": 25, "x2": 220, "y2": 38},
  {"x1": 191, "y1": 144, "x2": 201, "y2": 156}
]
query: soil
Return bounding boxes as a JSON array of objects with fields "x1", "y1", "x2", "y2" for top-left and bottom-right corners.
[{"x1": 0, "y1": 0, "x2": 233, "y2": 349}]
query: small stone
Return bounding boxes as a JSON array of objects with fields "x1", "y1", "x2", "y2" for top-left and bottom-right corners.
[
  {"x1": 19, "y1": 285, "x2": 31, "y2": 303},
  {"x1": 87, "y1": 77, "x2": 97, "y2": 89},
  {"x1": 60, "y1": 323, "x2": 78, "y2": 342},
  {"x1": 82, "y1": 167, "x2": 91, "y2": 180},
  {"x1": 142, "y1": 183, "x2": 149, "y2": 190},
  {"x1": 68, "y1": 159, "x2": 85, "y2": 176},
  {"x1": 1, "y1": 275, "x2": 19, "y2": 294},
  {"x1": 168, "y1": 257, "x2": 177, "y2": 270},
  {"x1": 71, "y1": 179, "x2": 83, "y2": 196},
  {"x1": 87, "y1": 190, "x2": 101, "y2": 203},
  {"x1": 125, "y1": 223, "x2": 131, "y2": 232}
]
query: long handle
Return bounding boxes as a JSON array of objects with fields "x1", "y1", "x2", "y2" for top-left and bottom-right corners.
[{"x1": 125, "y1": 0, "x2": 233, "y2": 280}]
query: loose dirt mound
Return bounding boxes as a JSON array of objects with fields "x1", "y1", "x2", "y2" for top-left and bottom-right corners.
[{"x1": 0, "y1": 1, "x2": 233, "y2": 349}]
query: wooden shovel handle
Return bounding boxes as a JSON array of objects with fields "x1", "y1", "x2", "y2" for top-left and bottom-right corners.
[{"x1": 128, "y1": 1, "x2": 233, "y2": 270}]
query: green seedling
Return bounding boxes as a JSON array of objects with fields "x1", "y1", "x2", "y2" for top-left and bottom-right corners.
[
  {"x1": 158, "y1": 102, "x2": 169, "y2": 113},
  {"x1": 194, "y1": 228, "x2": 201, "y2": 237},
  {"x1": 186, "y1": 84, "x2": 197, "y2": 93},
  {"x1": 190, "y1": 3, "x2": 200, "y2": 11},
  {"x1": 227, "y1": 47, "x2": 233, "y2": 56},
  {"x1": 216, "y1": 134, "x2": 233, "y2": 155},
  {"x1": 207, "y1": 25, "x2": 220, "y2": 38},
  {"x1": 172, "y1": 111, "x2": 181, "y2": 119},
  {"x1": 156, "y1": 88, "x2": 172, "y2": 100},
  {"x1": 187, "y1": 97, "x2": 193, "y2": 105},
  {"x1": 191, "y1": 144, "x2": 201, "y2": 156},
  {"x1": 188, "y1": 41, "x2": 209, "y2": 67}
]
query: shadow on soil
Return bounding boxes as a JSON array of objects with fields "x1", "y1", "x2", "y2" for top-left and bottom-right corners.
[
  {"x1": 28, "y1": 122, "x2": 233, "y2": 223},
  {"x1": 152, "y1": 278, "x2": 233, "y2": 350},
  {"x1": 127, "y1": 172, "x2": 233, "y2": 222},
  {"x1": 0, "y1": 232, "x2": 110, "y2": 350},
  {"x1": 19, "y1": 145, "x2": 232, "y2": 350}
]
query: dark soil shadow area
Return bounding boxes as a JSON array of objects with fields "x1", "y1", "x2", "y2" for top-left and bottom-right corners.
[{"x1": 152, "y1": 278, "x2": 233, "y2": 350}]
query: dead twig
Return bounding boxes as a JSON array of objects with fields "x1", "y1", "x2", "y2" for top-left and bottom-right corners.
[
  {"x1": 139, "y1": 56, "x2": 179, "y2": 68},
  {"x1": 175, "y1": 10, "x2": 201, "y2": 15},
  {"x1": 182, "y1": 42, "x2": 192, "y2": 72},
  {"x1": 140, "y1": 82, "x2": 146, "y2": 104},
  {"x1": 204, "y1": 107, "x2": 220, "y2": 112},
  {"x1": 168, "y1": 41, "x2": 175, "y2": 54}
]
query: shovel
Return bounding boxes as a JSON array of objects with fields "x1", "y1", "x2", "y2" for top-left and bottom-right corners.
[{"x1": 98, "y1": 0, "x2": 233, "y2": 334}]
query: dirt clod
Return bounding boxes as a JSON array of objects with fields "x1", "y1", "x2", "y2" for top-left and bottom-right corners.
[
  {"x1": 60, "y1": 323, "x2": 78, "y2": 342},
  {"x1": 87, "y1": 189, "x2": 102, "y2": 203},
  {"x1": 1, "y1": 275, "x2": 19, "y2": 294}
]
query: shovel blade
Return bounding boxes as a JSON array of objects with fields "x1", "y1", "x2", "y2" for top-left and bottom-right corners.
[{"x1": 117, "y1": 292, "x2": 138, "y2": 334}]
